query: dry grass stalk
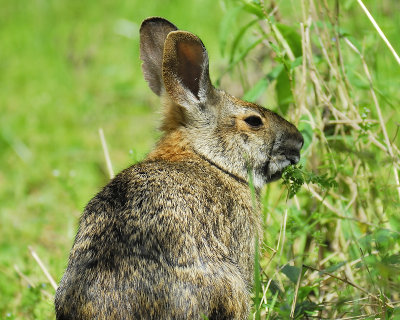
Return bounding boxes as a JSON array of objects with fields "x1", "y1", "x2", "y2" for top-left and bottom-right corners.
[
  {"x1": 289, "y1": 265, "x2": 303, "y2": 318},
  {"x1": 28, "y1": 246, "x2": 58, "y2": 291},
  {"x1": 14, "y1": 264, "x2": 53, "y2": 299},
  {"x1": 98, "y1": 127, "x2": 115, "y2": 179},
  {"x1": 344, "y1": 38, "x2": 400, "y2": 200},
  {"x1": 303, "y1": 264, "x2": 394, "y2": 309},
  {"x1": 356, "y1": 0, "x2": 400, "y2": 65}
]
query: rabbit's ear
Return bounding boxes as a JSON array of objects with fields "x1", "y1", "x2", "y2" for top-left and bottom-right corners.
[
  {"x1": 140, "y1": 17, "x2": 178, "y2": 96},
  {"x1": 162, "y1": 31, "x2": 213, "y2": 108}
]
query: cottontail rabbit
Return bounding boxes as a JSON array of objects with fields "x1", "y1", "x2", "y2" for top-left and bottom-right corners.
[{"x1": 55, "y1": 17, "x2": 303, "y2": 320}]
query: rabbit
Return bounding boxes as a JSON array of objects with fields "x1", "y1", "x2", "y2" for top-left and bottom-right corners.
[{"x1": 55, "y1": 17, "x2": 303, "y2": 320}]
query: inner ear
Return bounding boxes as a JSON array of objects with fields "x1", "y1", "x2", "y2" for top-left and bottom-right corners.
[
  {"x1": 176, "y1": 41, "x2": 204, "y2": 99},
  {"x1": 163, "y1": 31, "x2": 212, "y2": 106}
]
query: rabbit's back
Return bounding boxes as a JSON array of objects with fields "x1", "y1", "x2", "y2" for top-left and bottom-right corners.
[{"x1": 55, "y1": 158, "x2": 259, "y2": 319}]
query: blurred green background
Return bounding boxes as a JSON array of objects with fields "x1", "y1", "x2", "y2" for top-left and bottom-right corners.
[
  {"x1": 0, "y1": 1, "x2": 225, "y2": 317},
  {"x1": 1, "y1": 0, "x2": 399, "y2": 318}
]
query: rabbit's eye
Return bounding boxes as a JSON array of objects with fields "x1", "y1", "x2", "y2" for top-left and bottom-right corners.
[{"x1": 244, "y1": 116, "x2": 263, "y2": 128}]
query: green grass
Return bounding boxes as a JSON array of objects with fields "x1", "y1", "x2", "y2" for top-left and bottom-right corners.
[
  {"x1": 0, "y1": 1, "x2": 223, "y2": 318},
  {"x1": 222, "y1": 0, "x2": 400, "y2": 318},
  {"x1": 1, "y1": 0, "x2": 399, "y2": 319}
]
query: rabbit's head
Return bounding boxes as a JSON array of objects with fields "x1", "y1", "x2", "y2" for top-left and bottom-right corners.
[{"x1": 140, "y1": 17, "x2": 303, "y2": 189}]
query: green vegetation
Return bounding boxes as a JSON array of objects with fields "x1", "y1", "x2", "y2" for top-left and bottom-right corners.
[
  {"x1": 226, "y1": 0, "x2": 400, "y2": 318},
  {"x1": 1, "y1": 0, "x2": 399, "y2": 319}
]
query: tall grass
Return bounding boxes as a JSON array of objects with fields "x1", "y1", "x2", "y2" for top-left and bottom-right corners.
[{"x1": 219, "y1": 0, "x2": 400, "y2": 318}]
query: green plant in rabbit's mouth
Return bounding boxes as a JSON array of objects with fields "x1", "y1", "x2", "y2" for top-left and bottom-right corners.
[{"x1": 282, "y1": 164, "x2": 338, "y2": 199}]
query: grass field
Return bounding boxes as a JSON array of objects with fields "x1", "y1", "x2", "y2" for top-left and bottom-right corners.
[{"x1": 1, "y1": 0, "x2": 399, "y2": 319}]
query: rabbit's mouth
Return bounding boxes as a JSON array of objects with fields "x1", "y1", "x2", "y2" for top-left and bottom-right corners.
[
  {"x1": 263, "y1": 137, "x2": 302, "y2": 183},
  {"x1": 268, "y1": 170, "x2": 283, "y2": 182},
  {"x1": 264, "y1": 157, "x2": 293, "y2": 182}
]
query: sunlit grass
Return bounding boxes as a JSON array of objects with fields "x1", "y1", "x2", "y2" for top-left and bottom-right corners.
[{"x1": 0, "y1": 1, "x2": 222, "y2": 318}]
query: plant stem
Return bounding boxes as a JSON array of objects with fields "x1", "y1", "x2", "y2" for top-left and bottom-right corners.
[{"x1": 357, "y1": 0, "x2": 400, "y2": 65}]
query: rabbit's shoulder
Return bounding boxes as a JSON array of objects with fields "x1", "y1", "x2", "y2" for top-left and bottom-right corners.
[{"x1": 83, "y1": 158, "x2": 246, "y2": 219}]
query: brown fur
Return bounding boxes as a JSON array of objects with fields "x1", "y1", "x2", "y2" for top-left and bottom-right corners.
[{"x1": 55, "y1": 17, "x2": 303, "y2": 320}]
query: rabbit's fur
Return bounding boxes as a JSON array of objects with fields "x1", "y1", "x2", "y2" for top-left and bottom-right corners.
[{"x1": 55, "y1": 17, "x2": 303, "y2": 320}]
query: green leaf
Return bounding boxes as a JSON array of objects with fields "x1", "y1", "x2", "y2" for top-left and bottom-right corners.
[
  {"x1": 217, "y1": 36, "x2": 263, "y2": 86},
  {"x1": 243, "y1": 64, "x2": 284, "y2": 102},
  {"x1": 268, "y1": 63, "x2": 285, "y2": 79},
  {"x1": 275, "y1": 70, "x2": 293, "y2": 115},
  {"x1": 269, "y1": 41, "x2": 282, "y2": 55},
  {"x1": 290, "y1": 56, "x2": 303, "y2": 70},
  {"x1": 243, "y1": 77, "x2": 269, "y2": 102},
  {"x1": 266, "y1": 291, "x2": 279, "y2": 320},
  {"x1": 322, "y1": 262, "x2": 346, "y2": 274},
  {"x1": 382, "y1": 254, "x2": 400, "y2": 266},
  {"x1": 229, "y1": 18, "x2": 260, "y2": 64},
  {"x1": 240, "y1": 0, "x2": 264, "y2": 18},
  {"x1": 282, "y1": 164, "x2": 337, "y2": 198},
  {"x1": 297, "y1": 286, "x2": 316, "y2": 300},
  {"x1": 282, "y1": 165, "x2": 305, "y2": 198},
  {"x1": 276, "y1": 23, "x2": 302, "y2": 57},
  {"x1": 227, "y1": 38, "x2": 263, "y2": 71},
  {"x1": 281, "y1": 264, "x2": 300, "y2": 284},
  {"x1": 344, "y1": 0, "x2": 357, "y2": 10},
  {"x1": 219, "y1": 5, "x2": 243, "y2": 56},
  {"x1": 294, "y1": 301, "x2": 320, "y2": 316}
]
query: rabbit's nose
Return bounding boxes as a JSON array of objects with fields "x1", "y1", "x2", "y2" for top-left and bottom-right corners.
[
  {"x1": 287, "y1": 150, "x2": 301, "y2": 165},
  {"x1": 285, "y1": 131, "x2": 303, "y2": 165}
]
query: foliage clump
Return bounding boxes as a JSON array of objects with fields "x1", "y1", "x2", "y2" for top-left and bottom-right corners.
[
  {"x1": 282, "y1": 164, "x2": 338, "y2": 199},
  {"x1": 221, "y1": 0, "x2": 400, "y2": 318}
]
